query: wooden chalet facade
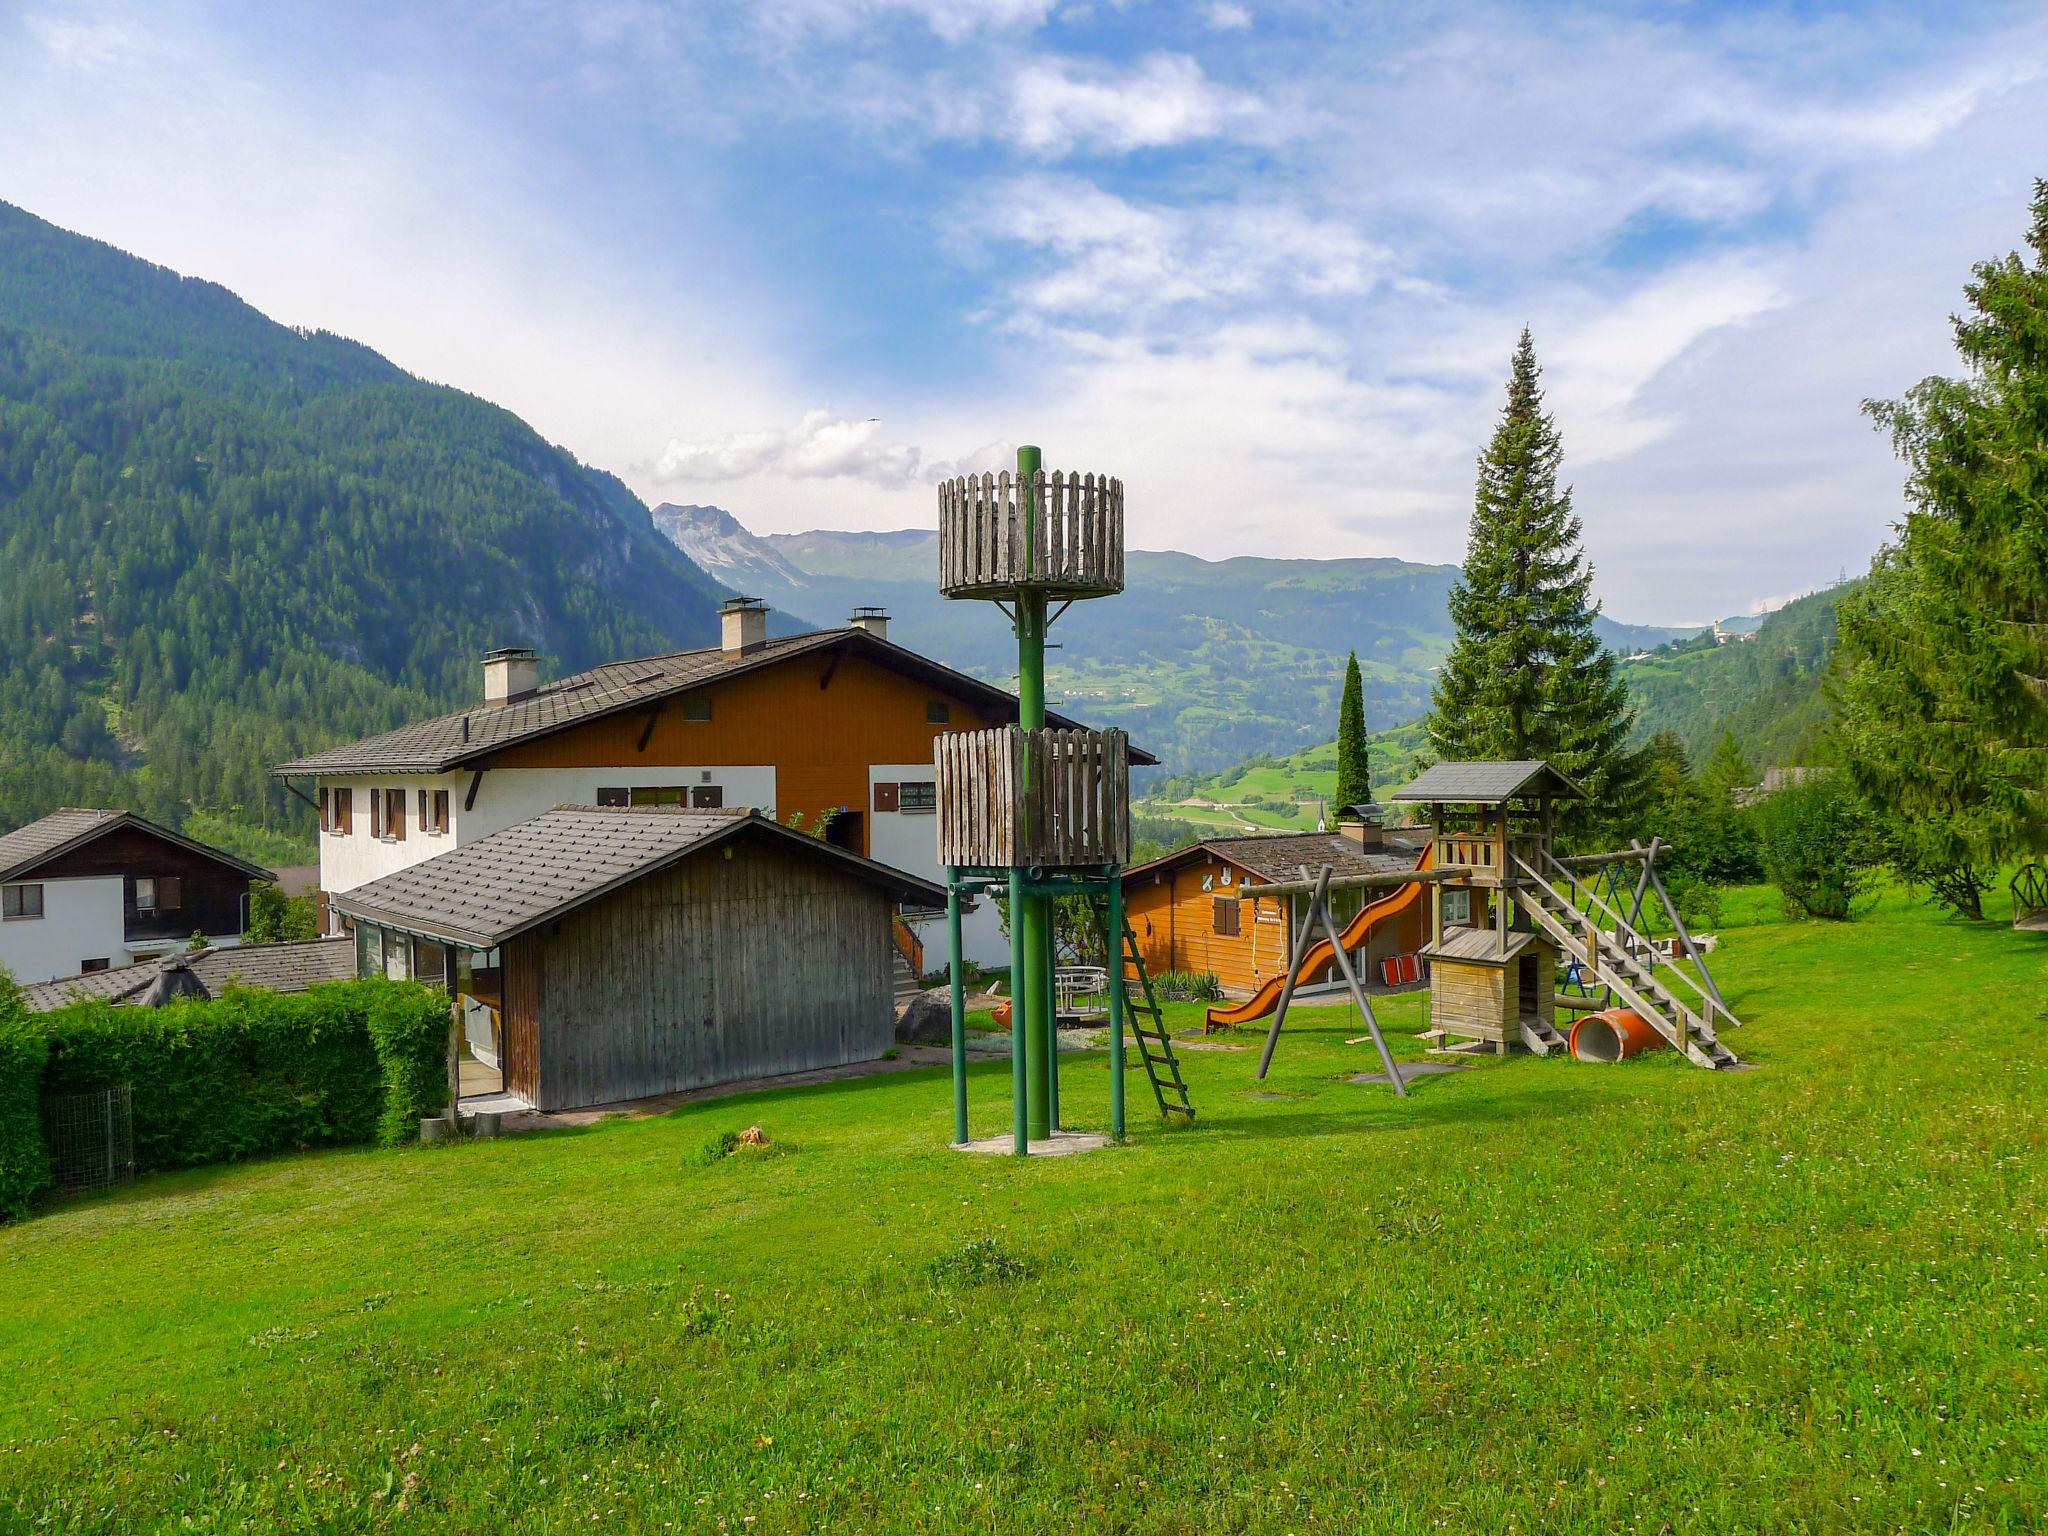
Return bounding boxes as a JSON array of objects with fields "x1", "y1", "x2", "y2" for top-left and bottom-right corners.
[
  {"x1": 0, "y1": 809, "x2": 268, "y2": 986},
  {"x1": 329, "y1": 806, "x2": 946, "y2": 1112},
  {"x1": 1121, "y1": 823, "x2": 1429, "y2": 996},
  {"x1": 276, "y1": 603, "x2": 1151, "y2": 971}
]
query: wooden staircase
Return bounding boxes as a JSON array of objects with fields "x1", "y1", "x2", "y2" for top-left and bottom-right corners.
[
  {"x1": 1108, "y1": 912, "x2": 1195, "y2": 1122},
  {"x1": 1511, "y1": 854, "x2": 1742, "y2": 1071}
]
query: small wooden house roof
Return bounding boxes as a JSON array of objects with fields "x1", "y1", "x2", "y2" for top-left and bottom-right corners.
[
  {"x1": 1421, "y1": 928, "x2": 1551, "y2": 967},
  {"x1": 1388, "y1": 760, "x2": 1585, "y2": 805},
  {"x1": 329, "y1": 806, "x2": 947, "y2": 950},
  {"x1": 0, "y1": 808, "x2": 270, "y2": 884},
  {"x1": 1121, "y1": 828, "x2": 1426, "y2": 887}
]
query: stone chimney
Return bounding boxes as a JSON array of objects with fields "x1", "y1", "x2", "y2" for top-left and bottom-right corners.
[
  {"x1": 850, "y1": 606, "x2": 889, "y2": 640},
  {"x1": 1336, "y1": 802, "x2": 1385, "y2": 850},
  {"x1": 721, "y1": 596, "x2": 768, "y2": 655},
  {"x1": 482, "y1": 647, "x2": 539, "y2": 706}
]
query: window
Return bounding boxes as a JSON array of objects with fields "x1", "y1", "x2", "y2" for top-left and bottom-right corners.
[
  {"x1": 413, "y1": 937, "x2": 448, "y2": 990},
  {"x1": 134, "y1": 878, "x2": 156, "y2": 914},
  {"x1": 898, "y1": 781, "x2": 937, "y2": 814},
  {"x1": 418, "y1": 788, "x2": 450, "y2": 835},
  {"x1": 872, "y1": 782, "x2": 899, "y2": 813},
  {"x1": 631, "y1": 786, "x2": 685, "y2": 807},
  {"x1": 356, "y1": 923, "x2": 383, "y2": 978},
  {"x1": 689, "y1": 785, "x2": 724, "y2": 809},
  {"x1": 1213, "y1": 896, "x2": 1242, "y2": 937},
  {"x1": 596, "y1": 787, "x2": 629, "y2": 807},
  {"x1": 80, "y1": 958, "x2": 109, "y2": 974},
  {"x1": 926, "y1": 701, "x2": 951, "y2": 725},
  {"x1": 370, "y1": 788, "x2": 407, "y2": 841},
  {"x1": 1443, "y1": 889, "x2": 1473, "y2": 927},
  {"x1": 334, "y1": 787, "x2": 353, "y2": 834},
  {"x1": 2, "y1": 883, "x2": 44, "y2": 920},
  {"x1": 681, "y1": 696, "x2": 712, "y2": 722}
]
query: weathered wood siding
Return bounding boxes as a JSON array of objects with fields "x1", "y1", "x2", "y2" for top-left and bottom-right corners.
[
  {"x1": 935, "y1": 726, "x2": 1129, "y2": 869},
  {"x1": 1431, "y1": 959, "x2": 1508, "y2": 1042},
  {"x1": 503, "y1": 948, "x2": 542, "y2": 1103},
  {"x1": 523, "y1": 833, "x2": 894, "y2": 1111}
]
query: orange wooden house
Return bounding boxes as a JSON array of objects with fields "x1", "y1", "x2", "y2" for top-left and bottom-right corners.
[{"x1": 1121, "y1": 822, "x2": 1429, "y2": 996}]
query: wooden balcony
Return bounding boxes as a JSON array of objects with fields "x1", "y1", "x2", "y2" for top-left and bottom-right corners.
[
  {"x1": 935, "y1": 726, "x2": 1131, "y2": 870},
  {"x1": 938, "y1": 470, "x2": 1124, "y2": 600}
]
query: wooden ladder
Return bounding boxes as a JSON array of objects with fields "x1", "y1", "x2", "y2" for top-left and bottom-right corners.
[{"x1": 1108, "y1": 912, "x2": 1196, "y2": 1122}]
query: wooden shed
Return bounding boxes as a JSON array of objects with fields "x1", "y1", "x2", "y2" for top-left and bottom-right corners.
[{"x1": 330, "y1": 805, "x2": 945, "y2": 1112}]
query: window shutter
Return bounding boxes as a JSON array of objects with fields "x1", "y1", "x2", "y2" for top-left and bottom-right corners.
[
  {"x1": 433, "y1": 790, "x2": 450, "y2": 833},
  {"x1": 160, "y1": 876, "x2": 182, "y2": 911},
  {"x1": 873, "y1": 782, "x2": 900, "y2": 813},
  {"x1": 369, "y1": 788, "x2": 382, "y2": 836},
  {"x1": 393, "y1": 791, "x2": 407, "y2": 841},
  {"x1": 596, "y1": 787, "x2": 629, "y2": 807},
  {"x1": 318, "y1": 788, "x2": 330, "y2": 831},
  {"x1": 418, "y1": 789, "x2": 429, "y2": 831}
]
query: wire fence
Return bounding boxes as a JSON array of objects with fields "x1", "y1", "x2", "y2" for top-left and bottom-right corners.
[{"x1": 41, "y1": 1085, "x2": 134, "y2": 1195}]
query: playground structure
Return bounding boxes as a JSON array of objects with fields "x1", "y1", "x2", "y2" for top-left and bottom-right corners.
[
  {"x1": 1239, "y1": 759, "x2": 1745, "y2": 1073},
  {"x1": 2011, "y1": 864, "x2": 2048, "y2": 932},
  {"x1": 936, "y1": 452, "x2": 1193, "y2": 1155}
]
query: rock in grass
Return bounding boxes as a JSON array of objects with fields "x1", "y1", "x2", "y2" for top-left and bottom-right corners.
[{"x1": 896, "y1": 992, "x2": 951, "y2": 1045}]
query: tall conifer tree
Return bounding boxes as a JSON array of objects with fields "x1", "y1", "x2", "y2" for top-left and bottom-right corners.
[
  {"x1": 1428, "y1": 330, "x2": 1633, "y2": 820},
  {"x1": 1333, "y1": 651, "x2": 1371, "y2": 812}
]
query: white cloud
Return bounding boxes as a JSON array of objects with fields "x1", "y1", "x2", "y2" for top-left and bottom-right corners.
[
  {"x1": 1004, "y1": 53, "x2": 1267, "y2": 156},
  {"x1": 1206, "y1": 3, "x2": 1252, "y2": 33},
  {"x1": 648, "y1": 412, "x2": 930, "y2": 487},
  {"x1": 754, "y1": 0, "x2": 1056, "y2": 42},
  {"x1": 24, "y1": 13, "x2": 142, "y2": 70}
]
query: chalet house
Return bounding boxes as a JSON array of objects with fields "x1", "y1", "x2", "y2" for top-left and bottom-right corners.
[
  {"x1": 328, "y1": 805, "x2": 946, "y2": 1113},
  {"x1": 0, "y1": 809, "x2": 267, "y2": 987},
  {"x1": 1122, "y1": 817, "x2": 1429, "y2": 997},
  {"x1": 275, "y1": 600, "x2": 1151, "y2": 972}
]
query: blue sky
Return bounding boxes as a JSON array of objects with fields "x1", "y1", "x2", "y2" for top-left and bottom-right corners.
[{"x1": 3, "y1": 0, "x2": 2046, "y2": 622}]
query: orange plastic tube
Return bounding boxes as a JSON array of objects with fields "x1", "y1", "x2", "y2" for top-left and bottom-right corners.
[{"x1": 1568, "y1": 1008, "x2": 1665, "y2": 1062}]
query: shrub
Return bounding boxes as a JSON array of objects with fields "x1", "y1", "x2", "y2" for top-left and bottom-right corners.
[
  {"x1": 1754, "y1": 775, "x2": 1885, "y2": 920},
  {"x1": 1153, "y1": 970, "x2": 1224, "y2": 1003},
  {"x1": 926, "y1": 1234, "x2": 1031, "y2": 1288},
  {"x1": 0, "y1": 977, "x2": 49, "y2": 1220},
  {"x1": 361, "y1": 981, "x2": 452, "y2": 1145}
]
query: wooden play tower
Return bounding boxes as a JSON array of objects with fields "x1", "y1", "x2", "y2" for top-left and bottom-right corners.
[{"x1": 935, "y1": 450, "x2": 1192, "y2": 1154}]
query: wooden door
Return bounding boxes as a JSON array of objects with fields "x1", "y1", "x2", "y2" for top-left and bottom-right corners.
[{"x1": 503, "y1": 943, "x2": 543, "y2": 1106}]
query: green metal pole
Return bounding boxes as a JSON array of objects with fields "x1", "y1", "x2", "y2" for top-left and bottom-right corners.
[
  {"x1": 1014, "y1": 443, "x2": 1054, "y2": 1145},
  {"x1": 1008, "y1": 869, "x2": 1030, "y2": 1155},
  {"x1": 1042, "y1": 914, "x2": 1060, "y2": 1130},
  {"x1": 947, "y1": 873, "x2": 968, "y2": 1146},
  {"x1": 1107, "y1": 870, "x2": 1127, "y2": 1140}
]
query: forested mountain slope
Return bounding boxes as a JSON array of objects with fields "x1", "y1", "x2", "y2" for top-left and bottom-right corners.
[{"x1": 0, "y1": 201, "x2": 729, "y2": 849}]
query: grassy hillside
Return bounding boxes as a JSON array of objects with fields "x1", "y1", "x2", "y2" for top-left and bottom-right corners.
[
  {"x1": 4, "y1": 884, "x2": 2044, "y2": 1531},
  {"x1": 1146, "y1": 586, "x2": 1850, "y2": 832},
  {"x1": 0, "y1": 200, "x2": 729, "y2": 847}
]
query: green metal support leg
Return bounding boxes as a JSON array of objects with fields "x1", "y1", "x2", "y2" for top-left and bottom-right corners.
[
  {"x1": 1107, "y1": 872, "x2": 1126, "y2": 1139},
  {"x1": 1008, "y1": 869, "x2": 1030, "y2": 1155},
  {"x1": 947, "y1": 875, "x2": 967, "y2": 1146}
]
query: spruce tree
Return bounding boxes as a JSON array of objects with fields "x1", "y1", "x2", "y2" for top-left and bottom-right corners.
[
  {"x1": 1839, "y1": 179, "x2": 2048, "y2": 885},
  {"x1": 1333, "y1": 650, "x2": 1372, "y2": 812},
  {"x1": 1428, "y1": 330, "x2": 1634, "y2": 822}
]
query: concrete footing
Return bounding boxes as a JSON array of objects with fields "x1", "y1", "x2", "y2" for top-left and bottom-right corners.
[{"x1": 951, "y1": 1128, "x2": 1112, "y2": 1157}]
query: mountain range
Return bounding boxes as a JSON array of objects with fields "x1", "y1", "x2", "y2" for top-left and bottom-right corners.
[
  {"x1": 655, "y1": 503, "x2": 1723, "y2": 776},
  {"x1": 0, "y1": 199, "x2": 730, "y2": 852}
]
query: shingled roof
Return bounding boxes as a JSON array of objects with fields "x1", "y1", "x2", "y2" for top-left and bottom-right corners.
[
  {"x1": 18, "y1": 938, "x2": 356, "y2": 1012},
  {"x1": 274, "y1": 627, "x2": 1156, "y2": 776},
  {"x1": 1388, "y1": 760, "x2": 1585, "y2": 804},
  {"x1": 0, "y1": 808, "x2": 269, "y2": 883},
  {"x1": 1122, "y1": 828, "x2": 1426, "y2": 886},
  {"x1": 328, "y1": 806, "x2": 948, "y2": 950}
]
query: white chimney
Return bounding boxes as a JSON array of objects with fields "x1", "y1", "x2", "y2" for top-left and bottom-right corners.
[
  {"x1": 482, "y1": 647, "x2": 538, "y2": 705},
  {"x1": 850, "y1": 606, "x2": 889, "y2": 640},
  {"x1": 721, "y1": 596, "x2": 768, "y2": 655}
]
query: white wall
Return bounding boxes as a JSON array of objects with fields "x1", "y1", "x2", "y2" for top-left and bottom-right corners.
[
  {"x1": 868, "y1": 763, "x2": 1007, "y2": 971},
  {"x1": 0, "y1": 876, "x2": 126, "y2": 986},
  {"x1": 315, "y1": 767, "x2": 780, "y2": 901}
]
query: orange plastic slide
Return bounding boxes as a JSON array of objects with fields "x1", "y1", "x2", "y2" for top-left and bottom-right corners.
[{"x1": 1203, "y1": 844, "x2": 1434, "y2": 1030}]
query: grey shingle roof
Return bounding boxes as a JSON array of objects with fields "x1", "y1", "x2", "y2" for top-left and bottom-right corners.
[
  {"x1": 328, "y1": 806, "x2": 947, "y2": 949},
  {"x1": 1123, "y1": 829, "x2": 1426, "y2": 886},
  {"x1": 18, "y1": 938, "x2": 357, "y2": 1012},
  {"x1": 1388, "y1": 760, "x2": 1586, "y2": 804},
  {"x1": 273, "y1": 627, "x2": 1156, "y2": 775},
  {"x1": 0, "y1": 808, "x2": 269, "y2": 883},
  {"x1": 1422, "y1": 927, "x2": 1545, "y2": 966}
]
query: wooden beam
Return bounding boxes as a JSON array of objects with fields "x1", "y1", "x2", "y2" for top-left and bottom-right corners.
[
  {"x1": 635, "y1": 705, "x2": 662, "y2": 753},
  {"x1": 463, "y1": 770, "x2": 485, "y2": 813},
  {"x1": 818, "y1": 653, "x2": 844, "y2": 690},
  {"x1": 1236, "y1": 865, "x2": 1476, "y2": 900}
]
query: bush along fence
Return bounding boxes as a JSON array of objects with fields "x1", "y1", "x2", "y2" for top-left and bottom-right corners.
[{"x1": 0, "y1": 977, "x2": 450, "y2": 1220}]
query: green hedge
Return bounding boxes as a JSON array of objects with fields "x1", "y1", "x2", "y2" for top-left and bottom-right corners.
[
  {"x1": 34, "y1": 979, "x2": 453, "y2": 1180},
  {"x1": 0, "y1": 977, "x2": 50, "y2": 1220}
]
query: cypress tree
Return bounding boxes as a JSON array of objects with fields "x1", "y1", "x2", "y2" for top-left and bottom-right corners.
[
  {"x1": 1333, "y1": 650, "x2": 1372, "y2": 812},
  {"x1": 1428, "y1": 330, "x2": 1634, "y2": 820},
  {"x1": 1834, "y1": 180, "x2": 2048, "y2": 898}
]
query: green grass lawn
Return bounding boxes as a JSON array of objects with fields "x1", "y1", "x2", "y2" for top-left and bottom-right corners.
[{"x1": 3, "y1": 885, "x2": 2046, "y2": 1533}]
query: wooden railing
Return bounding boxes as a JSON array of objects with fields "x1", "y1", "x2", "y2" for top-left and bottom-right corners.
[
  {"x1": 935, "y1": 725, "x2": 1130, "y2": 869},
  {"x1": 937, "y1": 469, "x2": 1125, "y2": 598},
  {"x1": 891, "y1": 915, "x2": 925, "y2": 978}
]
